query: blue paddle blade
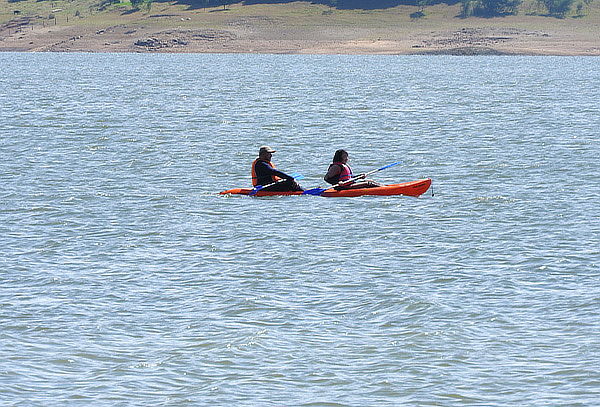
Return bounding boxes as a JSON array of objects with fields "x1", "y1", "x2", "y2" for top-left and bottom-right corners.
[
  {"x1": 302, "y1": 187, "x2": 327, "y2": 196},
  {"x1": 248, "y1": 186, "x2": 264, "y2": 196},
  {"x1": 378, "y1": 162, "x2": 400, "y2": 171}
]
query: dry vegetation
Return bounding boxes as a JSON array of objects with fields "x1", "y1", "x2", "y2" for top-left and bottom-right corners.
[{"x1": 1, "y1": 0, "x2": 599, "y2": 54}]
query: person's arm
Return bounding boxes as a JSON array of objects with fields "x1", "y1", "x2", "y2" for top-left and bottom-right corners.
[
  {"x1": 260, "y1": 161, "x2": 294, "y2": 180},
  {"x1": 324, "y1": 164, "x2": 341, "y2": 183}
]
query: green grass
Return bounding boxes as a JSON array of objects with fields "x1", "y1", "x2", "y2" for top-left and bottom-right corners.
[{"x1": 1, "y1": 0, "x2": 599, "y2": 35}]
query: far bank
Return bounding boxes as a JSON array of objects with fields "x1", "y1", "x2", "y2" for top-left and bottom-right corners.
[{"x1": 1, "y1": 2, "x2": 599, "y2": 55}]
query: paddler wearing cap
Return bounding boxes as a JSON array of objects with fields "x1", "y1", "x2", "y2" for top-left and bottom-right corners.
[{"x1": 251, "y1": 146, "x2": 304, "y2": 192}]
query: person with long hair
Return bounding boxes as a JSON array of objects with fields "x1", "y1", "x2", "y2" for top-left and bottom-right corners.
[{"x1": 323, "y1": 149, "x2": 380, "y2": 190}]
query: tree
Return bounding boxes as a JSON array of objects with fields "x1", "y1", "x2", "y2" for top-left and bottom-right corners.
[
  {"x1": 130, "y1": 0, "x2": 153, "y2": 10},
  {"x1": 460, "y1": 0, "x2": 477, "y2": 17},
  {"x1": 481, "y1": 0, "x2": 522, "y2": 14},
  {"x1": 410, "y1": 0, "x2": 429, "y2": 19},
  {"x1": 461, "y1": 0, "x2": 522, "y2": 16},
  {"x1": 540, "y1": 0, "x2": 576, "y2": 16}
]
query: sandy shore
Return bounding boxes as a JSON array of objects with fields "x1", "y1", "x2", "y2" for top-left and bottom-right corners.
[{"x1": 1, "y1": 3, "x2": 599, "y2": 55}]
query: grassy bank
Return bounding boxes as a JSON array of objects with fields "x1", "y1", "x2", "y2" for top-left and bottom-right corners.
[{"x1": 1, "y1": 0, "x2": 599, "y2": 54}]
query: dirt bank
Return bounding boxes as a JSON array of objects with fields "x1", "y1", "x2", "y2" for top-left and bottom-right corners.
[{"x1": 1, "y1": 3, "x2": 599, "y2": 55}]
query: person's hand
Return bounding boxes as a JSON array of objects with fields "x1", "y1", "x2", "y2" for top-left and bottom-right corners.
[{"x1": 357, "y1": 173, "x2": 366, "y2": 179}]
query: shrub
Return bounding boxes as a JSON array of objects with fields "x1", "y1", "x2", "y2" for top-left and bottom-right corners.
[
  {"x1": 461, "y1": 0, "x2": 522, "y2": 16},
  {"x1": 540, "y1": 0, "x2": 576, "y2": 16},
  {"x1": 131, "y1": 0, "x2": 145, "y2": 9}
]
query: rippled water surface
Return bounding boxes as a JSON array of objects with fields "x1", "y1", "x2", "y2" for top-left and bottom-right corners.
[{"x1": 1, "y1": 53, "x2": 599, "y2": 406}]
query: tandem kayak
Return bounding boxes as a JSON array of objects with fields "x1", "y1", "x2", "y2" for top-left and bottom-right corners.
[{"x1": 220, "y1": 178, "x2": 432, "y2": 198}]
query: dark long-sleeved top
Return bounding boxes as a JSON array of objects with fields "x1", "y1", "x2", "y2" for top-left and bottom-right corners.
[{"x1": 253, "y1": 159, "x2": 292, "y2": 186}]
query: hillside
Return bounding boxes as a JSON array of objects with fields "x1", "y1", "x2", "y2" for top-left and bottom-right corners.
[{"x1": 1, "y1": 0, "x2": 599, "y2": 54}]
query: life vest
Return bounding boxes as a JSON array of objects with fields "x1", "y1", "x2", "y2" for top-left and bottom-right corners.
[
  {"x1": 326, "y1": 162, "x2": 353, "y2": 184},
  {"x1": 251, "y1": 159, "x2": 281, "y2": 186}
]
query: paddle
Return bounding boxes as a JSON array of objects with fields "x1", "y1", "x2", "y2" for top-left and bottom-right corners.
[
  {"x1": 249, "y1": 173, "x2": 304, "y2": 196},
  {"x1": 302, "y1": 162, "x2": 401, "y2": 196}
]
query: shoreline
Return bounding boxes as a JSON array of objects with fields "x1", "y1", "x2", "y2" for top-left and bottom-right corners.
[{"x1": 1, "y1": 3, "x2": 599, "y2": 56}]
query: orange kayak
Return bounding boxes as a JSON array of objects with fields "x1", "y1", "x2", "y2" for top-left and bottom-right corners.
[{"x1": 220, "y1": 178, "x2": 432, "y2": 198}]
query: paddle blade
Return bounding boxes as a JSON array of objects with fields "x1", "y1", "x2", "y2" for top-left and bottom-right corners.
[
  {"x1": 378, "y1": 162, "x2": 401, "y2": 171},
  {"x1": 302, "y1": 187, "x2": 327, "y2": 196},
  {"x1": 248, "y1": 185, "x2": 263, "y2": 196}
]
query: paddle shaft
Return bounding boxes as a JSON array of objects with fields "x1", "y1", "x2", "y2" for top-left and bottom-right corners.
[
  {"x1": 249, "y1": 173, "x2": 303, "y2": 195},
  {"x1": 302, "y1": 161, "x2": 400, "y2": 196},
  {"x1": 328, "y1": 162, "x2": 400, "y2": 190},
  {"x1": 254, "y1": 178, "x2": 286, "y2": 191}
]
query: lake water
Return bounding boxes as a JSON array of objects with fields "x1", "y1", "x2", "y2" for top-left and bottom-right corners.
[{"x1": 1, "y1": 53, "x2": 599, "y2": 406}]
